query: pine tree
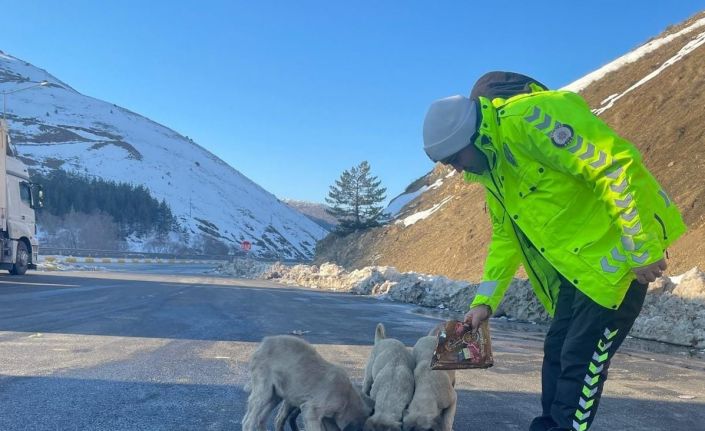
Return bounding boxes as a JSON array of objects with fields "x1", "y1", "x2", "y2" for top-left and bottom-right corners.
[{"x1": 325, "y1": 161, "x2": 388, "y2": 233}]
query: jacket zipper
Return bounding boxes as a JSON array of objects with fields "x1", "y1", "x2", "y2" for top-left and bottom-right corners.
[
  {"x1": 654, "y1": 214, "x2": 668, "y2": 240},
  {"x1": 484, "y1": 169, "x2": 555, "y2": 308}
]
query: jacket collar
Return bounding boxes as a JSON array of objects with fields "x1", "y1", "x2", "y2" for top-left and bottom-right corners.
[{"x1": 463, "y1": 96, "x2": 500, "y2": 186}]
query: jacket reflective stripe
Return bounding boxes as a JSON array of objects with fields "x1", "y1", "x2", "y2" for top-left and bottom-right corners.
[
  {"x1": 589, "y1": 151, "x2": 608, "y2": 168},
  {"x1": 605, "y1": 165, "x2": 623, "y2": 179},
  {"x1": 659, "y1": 190, "x2": 671, "y2": 207},
  {"x1": 600, "y1": 257, "x2": 618, "y2": 273},
  {"x1": 610, "y1": 178, "x2": 628, "y2": 193},
  {"x1": 567, "y1": 136, "x2": 584, "y2": 153},
  {"x1": 620, "y1": 208, "x2": 638, "y2": 221},
  {"x1": 615, "y1": 194, "x2": 633, "y2": 208},
  {"x1": 632, "y1": 251, "x2": 650, "y2": 264},
  {"x1": 578, "y1": 142, "x2": 595, "y2": 160},
  {"x1": 610, "y1": 248, "x2": 626, "y2": 262},
  {"x1": 477, "y1": 280, "x2": 498, "y2": 297},
  {"x1": 623, "y1": 222, "x2": 642, "y2": 235}
]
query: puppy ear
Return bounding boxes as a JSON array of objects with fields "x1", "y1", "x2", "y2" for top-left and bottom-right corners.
[
  {"x1": 401, "y1": 407, "x2": 411, "y2": 428},
  {"x1": 362, "y1": 393, "x2": 375, "y2": 412},
  {"x1": 428, "y1": 322, "x2": 444, "y2": 336},
  {"x1": 375, "y1": 323, "x2": 386, "y2": 342}
]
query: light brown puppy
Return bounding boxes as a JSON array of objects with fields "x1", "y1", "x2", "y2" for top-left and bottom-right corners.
[
  {"x1": 273, "y1": 402, "x2": 340, "y2": 431},
  {"x1": 242, "y1": 335, "x2": 373, "y2": 431},
  {"x1": 362, "y1": 323, "x2": 416, "y2": 431},
  {"x1": 402, "y1": 331, "x2": 457, "y2": 431}
]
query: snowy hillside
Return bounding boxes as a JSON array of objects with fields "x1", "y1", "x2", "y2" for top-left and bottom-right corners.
[
  {"x1": 0, "y1": 51, "x2": 327, "y2": 260},
  {"x1": 283, "y1": 199, "x2": 338, "y2": 231}
]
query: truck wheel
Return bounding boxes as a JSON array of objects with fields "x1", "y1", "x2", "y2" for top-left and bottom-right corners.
[{"x1": 10, "y1": 242, "x2": 29, "y2": 275}]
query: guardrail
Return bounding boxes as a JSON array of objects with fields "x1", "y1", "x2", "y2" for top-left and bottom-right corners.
[
  {"x1": 39, "y1": 247, "x2": 309, "y2": 264},
  {"x1": 40, "y1": 247, "x2": 229, "y2": 261}
]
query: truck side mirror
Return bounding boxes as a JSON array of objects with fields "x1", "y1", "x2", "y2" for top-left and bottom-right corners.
[{"x1": 30, "y1": 184, "x2": 44, "y2": 209}]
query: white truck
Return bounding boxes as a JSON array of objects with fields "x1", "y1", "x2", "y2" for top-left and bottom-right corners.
[{"x1": 0, "y1": 119, "x2": 41, "y2": 275}]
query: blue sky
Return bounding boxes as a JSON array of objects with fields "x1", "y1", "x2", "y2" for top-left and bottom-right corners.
[{"x1": 2, "y1": 1, "x2": 704, "y2": 204}]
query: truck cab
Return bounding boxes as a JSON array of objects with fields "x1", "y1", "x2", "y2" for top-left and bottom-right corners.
[{"x1": 0, "y1": 119, "x2": 40, "y2": 275}]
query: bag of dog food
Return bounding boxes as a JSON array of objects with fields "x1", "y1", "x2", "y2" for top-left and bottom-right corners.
[{"x1": 430, "y1": 320, "x2": 493, "y2": 370}]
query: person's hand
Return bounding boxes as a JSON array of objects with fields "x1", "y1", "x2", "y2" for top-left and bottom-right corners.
[
  {"x1": 633, "y1": 258, "x2": 667, "y2": 284},
  {"x1": 464, "y1": 305, "x2": 492, "y2": 330}
]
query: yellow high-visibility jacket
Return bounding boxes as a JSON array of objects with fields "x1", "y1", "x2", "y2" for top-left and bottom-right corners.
[{"x1": 465, "y1": 90, "x2": 686, "y2": 315}]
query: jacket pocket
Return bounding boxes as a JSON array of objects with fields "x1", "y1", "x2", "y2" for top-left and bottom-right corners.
[{"x1": 570, "y1": 233, "x2": 631, "y2": 285}]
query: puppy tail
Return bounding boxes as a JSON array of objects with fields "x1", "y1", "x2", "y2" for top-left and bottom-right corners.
[{"x1": 375, "y1": 323, "x2": 386, "y2": 342}]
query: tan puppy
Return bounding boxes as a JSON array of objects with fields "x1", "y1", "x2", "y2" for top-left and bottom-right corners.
[
  {"x1": 402, "y1": 332, "x2": 457, "y2": 431},
  {"x1": 242, "y1": 335, "x2": 373, "y2": 431},
  {"x1": 273, "y1": 402, "x2": 339, "y2": 431},
  {"x1": 362, "y1": 323, "x2": 416, "y2": 431}
]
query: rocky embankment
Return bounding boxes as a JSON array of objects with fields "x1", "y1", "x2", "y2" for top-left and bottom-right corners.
[{"x1": 219, "y1": 259, "x2": 705, "y2": 348}]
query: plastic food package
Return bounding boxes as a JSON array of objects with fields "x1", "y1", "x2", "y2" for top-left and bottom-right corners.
[{"x1": 430, "y1": 320, "x2": 494, "y2": 370}]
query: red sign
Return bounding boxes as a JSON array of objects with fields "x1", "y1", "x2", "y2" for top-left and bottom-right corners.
[{"x1": 241, "y1": 240, "x2": 252, "y2": 252}]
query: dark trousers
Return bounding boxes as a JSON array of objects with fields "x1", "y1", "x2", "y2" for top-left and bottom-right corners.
[{"x1": 539, "y1": 277, "x2": 647, "y2": 431}]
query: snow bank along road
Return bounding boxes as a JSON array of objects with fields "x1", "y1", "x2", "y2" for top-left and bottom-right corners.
[{"x1": 0, "y1": 271, "x2": 703, "y2": 430}]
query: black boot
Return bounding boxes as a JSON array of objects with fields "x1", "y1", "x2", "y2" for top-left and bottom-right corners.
[{"x1": 529, "y1": 415, "x2": 558, "y2": 431}]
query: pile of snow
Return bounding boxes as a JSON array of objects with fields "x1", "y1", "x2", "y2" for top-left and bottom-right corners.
[
  {"x1": 35, "y1": 261, "x2": 102, "y2": 272},
  {"x1": 221, "y1": 259, "x2": 705, "y2": 348},
  {"x1": 217, "y1": 259, "x2": 278, "y2": 279},
  {"x1": 220, "y1": 259, "x2": 545, "y2": 317},
  {"x1": 265, "y1": 262, "x2": 548, "y2": 320},
  {"x1": 631, "y1": 267, "x2": 705, "y2": 347}
]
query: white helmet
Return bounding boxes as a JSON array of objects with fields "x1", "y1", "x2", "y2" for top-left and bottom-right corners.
[{"x1": 422, "y1": 95, "x2": 477, "y2": 162}]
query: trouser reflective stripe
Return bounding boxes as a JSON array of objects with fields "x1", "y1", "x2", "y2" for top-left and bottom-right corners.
[{"x1": 541, "y1": 277, "x2": 647, "y2": 431}]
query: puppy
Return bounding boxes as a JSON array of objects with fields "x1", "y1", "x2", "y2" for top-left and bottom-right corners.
[
  {"x1": 274, "y1": 402, "x2": 340, "y2": 431},
  {"x1": 242, "y1": 335, "x2": 373, "y2": 431},
  {"x1": 402, "y1": 332, "x2": 457, "y2": 431},
  {"x1": 362, "y1": 323, "x2": 415, "y2": 431}
]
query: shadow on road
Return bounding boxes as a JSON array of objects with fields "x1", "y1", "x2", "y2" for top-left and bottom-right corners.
[
  {"x1": 1, "y1": 376, "x2": 703, "y2": 431},
  {"x1": 0, "y1": 374, "x2": 248, "y2": 430}
]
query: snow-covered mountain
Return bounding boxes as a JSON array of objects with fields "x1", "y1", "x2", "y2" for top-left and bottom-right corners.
[
  {"x1": 283, "y1": 199, "x2": 338, "y2": 231},
  {"x1": 0, "y1": 50, "x2": 327, "y2": 260}
]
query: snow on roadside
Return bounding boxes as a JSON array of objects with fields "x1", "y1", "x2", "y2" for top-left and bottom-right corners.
[
  {"x1": 35, "y1": 256, "x2": 110, "y2": 272},
  {"x1": 35, "y1": 261, "x2": 101, "y2": 272},
  {"x1": 216, "y1": 258, "x2": 276, "y2": 279},
  {"x1": 219, "y1": 259, "x2": 705, "y2": 348}
]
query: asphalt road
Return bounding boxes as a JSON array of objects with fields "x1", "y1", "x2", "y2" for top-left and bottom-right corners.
[{"x1": 0, "y1": 269, "x2": 703, "y2": 430}]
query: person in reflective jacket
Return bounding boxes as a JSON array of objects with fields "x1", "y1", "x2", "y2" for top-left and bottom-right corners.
[{"x1": 422, "y1": 72, "x2": 686, "y2": 431}]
